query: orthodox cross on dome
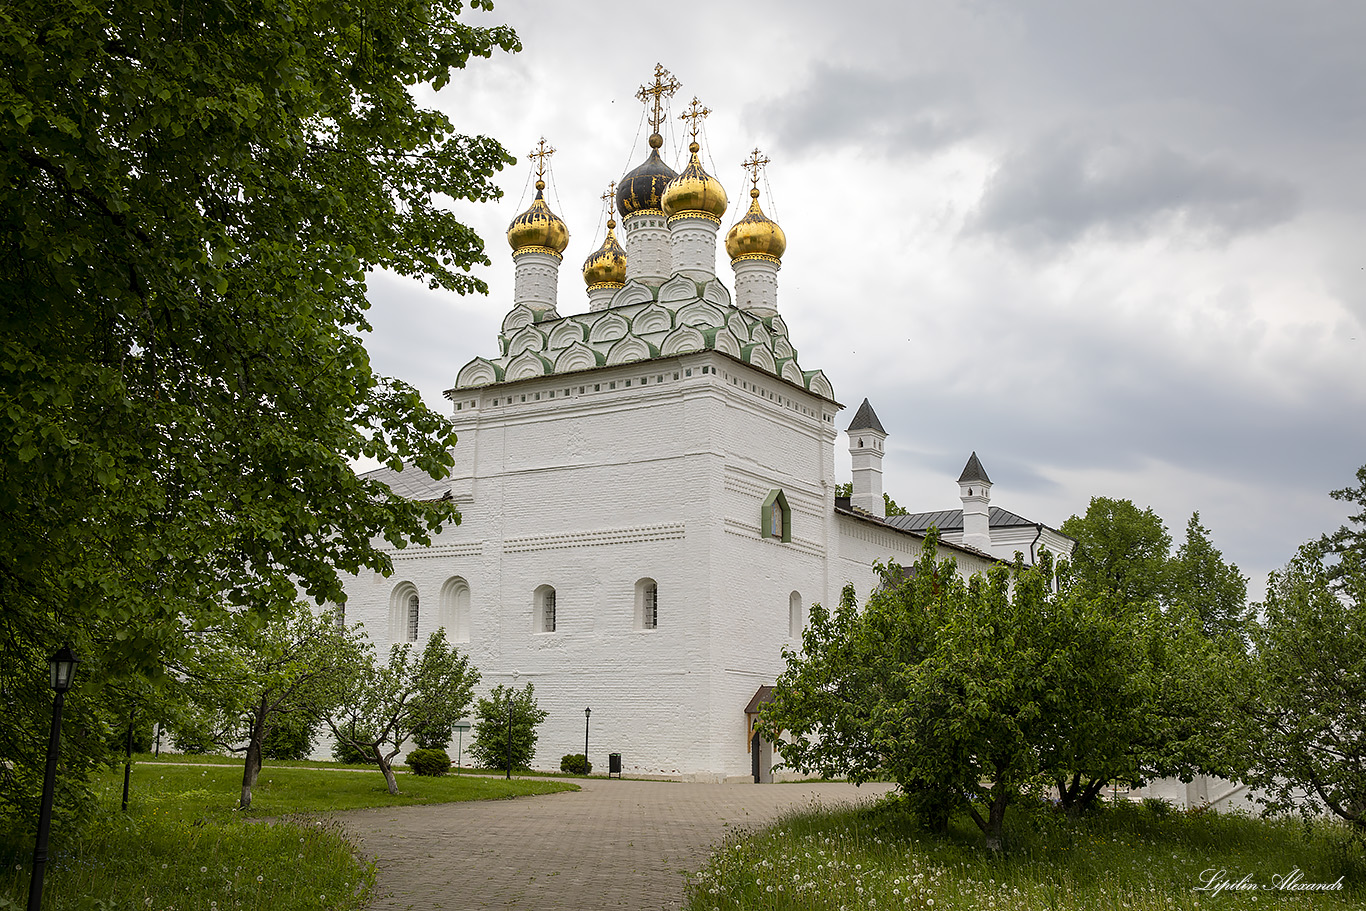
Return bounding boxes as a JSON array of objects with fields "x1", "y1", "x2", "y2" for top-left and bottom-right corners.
[
  {"x1": 636, "y1": 63, "x2": 681, "y2": 134},
  {"x1": 600, "y1": 181, "x2": 617, "y2": 224},
  {"x1": 528, "y1": 137, "x2": 555, "y2": 182},
  {"x1": 741, "y1": 147, "x2": 771, "y2": 192},
  {"x1": 679, "y1": 97, "x2": 711, "y2": 143}
]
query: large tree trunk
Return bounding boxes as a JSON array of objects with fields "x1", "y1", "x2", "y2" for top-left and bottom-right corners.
[
  {"x1": 986, "y1": 787, "x2": 1009, "y2": 852},
  {"x1": 240, "y1": 698, "x2": 268, "y2": 809},
  {"x1": 376, "y1": 748, "x2": 400, "y2": 795}
]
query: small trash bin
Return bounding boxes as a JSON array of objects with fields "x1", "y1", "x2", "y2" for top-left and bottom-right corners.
[{"x1": 608, "y1": 752, "x2": 622, "y2": 778}]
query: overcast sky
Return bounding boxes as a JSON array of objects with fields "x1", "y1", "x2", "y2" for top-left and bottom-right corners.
[{"x1": 360, "y1": 0, "x2": 1366, "y2": 599}]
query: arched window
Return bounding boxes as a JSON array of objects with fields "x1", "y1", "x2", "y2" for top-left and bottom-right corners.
[
  {"x1": 789, "y1": 592, "x2": 804, "y2": 639},
  {"x1": 535, "y1": 585, "x2": 557, "y2": 633},
  {"x1": 440, "y1": 577, "x2": 472, "y2": 644},
  {"x1": 406, "y1": 593, "x2": 420, "y2": 642},
  {"x1": 388, "y1": 583, "x2": 419, "y2": 644},
  {"x1": 635, "y1": 578, "x2": 659, "y2": 630}
]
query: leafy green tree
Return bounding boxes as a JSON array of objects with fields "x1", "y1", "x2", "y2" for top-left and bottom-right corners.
[
  {"x1": 1166, "y1": 512, "x2": 1248, "y2": 638},
  {"x1": 1245, "y1": 541, "x2": 1366, "y2": 831},
  {"x1": 1321, "y1": 464, "x2": 1366, "y2": 584},
  {"x1": 261, "y1": 712, "x2": 320, "y2": 762},
  {"x1": 762, "y1": 538, "x2": 1154, "y2": 849},
  {"x1": 470, "y1": 684, "x2": 548, "y2": 772},
  {"x1": 326, "y1": 629, "x2": 479, "y2": 794},
  {"x1": 177, "y1": 603, "x2": 364, "y2": 808},
  {"x1": 763, "y1": 533, "x2": 1246, "y2": 846},
  {"x1": 0, "y1": 0, "x2": 517, "y2": 818},
  {"x1": 1060, "y1": 497, "x2": 1171, "y2": 607}
]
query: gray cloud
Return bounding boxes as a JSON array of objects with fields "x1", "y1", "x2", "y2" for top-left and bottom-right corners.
[
  {"x1": 752, "y1": 63, "x2": 978, "y2": 155},
  {"x1": 969, "y1": 130, "x2": 1299, "y2": 249}
]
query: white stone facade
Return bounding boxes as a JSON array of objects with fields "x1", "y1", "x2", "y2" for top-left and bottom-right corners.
[
  {"x1": 511, "y1": 249, "x2": 562, "y2": 316},
  {"x1": 622, "y1": 210, "x2": 671, "y2": 284},
  {"x1": 667, "y1": 214, "x2": 721, "y2": 282},
  {"x1": 731, "y1": 256, "x2": 780, "y2": 318}
]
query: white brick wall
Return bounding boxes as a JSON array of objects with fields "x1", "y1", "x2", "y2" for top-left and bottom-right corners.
[{"x1": 340, "y1": 347, "x2": 998, "y2": 780}]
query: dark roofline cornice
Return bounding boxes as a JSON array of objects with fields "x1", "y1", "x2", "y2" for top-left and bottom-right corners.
[{"x1": 833, "y1": 504, "x2": 1005, "y2": 564}]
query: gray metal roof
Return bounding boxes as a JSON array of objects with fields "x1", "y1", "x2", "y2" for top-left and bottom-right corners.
[
  {"x1": 360, "y1": 463, "x2": 451, "y2": 502},
  {"x1": 957, "y1": 451, "x2": 991, "y2": 484},
  {"x1": 846, "y1": 398, "x2": 886, "y2": 434},
  {"x1": 887, "y1": 506, "x2": 1037, "y2": 533}
]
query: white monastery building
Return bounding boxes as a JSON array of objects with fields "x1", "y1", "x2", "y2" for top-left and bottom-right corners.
[{"x1": 342, "y1": 67, "x2": 1073, "y2": 782}]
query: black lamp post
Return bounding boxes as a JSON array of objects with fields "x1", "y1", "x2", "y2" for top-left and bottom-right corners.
[
  {"x1": 28, "y1": 646, "x2": 78, "y2": 911},
  {"x1": 584, "y1": 707, "x2": 591, "y2": 771},
  {"x1": 505, "y1": 671, "x2": 518, "y2": 781}
]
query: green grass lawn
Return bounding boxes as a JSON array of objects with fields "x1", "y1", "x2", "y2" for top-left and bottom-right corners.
[
  {"x1": 686, "y1": 797, "x2": 1365, "y2": 911},
  {"x1": 1, "y1": 759, "x2": 578, "y2": 910}
]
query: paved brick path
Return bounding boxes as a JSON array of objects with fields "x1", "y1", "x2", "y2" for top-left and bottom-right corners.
[{"x1": 339, "y1": 778, "x2": 895, "y2": 910}]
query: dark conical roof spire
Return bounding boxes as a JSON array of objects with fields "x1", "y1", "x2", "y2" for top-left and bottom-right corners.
[
  {"x1": 958, "y1": 452, "x2": 991, "y2": 484},
  {"x1": 847, "y1": 398, "x2": 885, "y2": 434}
]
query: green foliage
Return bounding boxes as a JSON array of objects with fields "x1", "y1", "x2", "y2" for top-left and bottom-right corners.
[
  {"x1": 1061, "y1": 497, "x2": 1172, "y2": 607},
  {"x1": 0, "y1": 0, "x2": 517, "y2": 822},
  {"x1": 326, "y1": 628, "x2": 479, "y2": 794},
  {"x1": 412, "y1": 718, "x2": 455, "y2": 750},
  {"x1": 1166, "y1": 511, "x2": 1249, "y2": 637},
  {"x1": 176, "y1": 602, "x2": 366, "y2": 807},
  {"x1": 331, "y1": 736, "x2": 377, "y2": 766},
  {"x1": 1245, "y1": 539, "x2": 1366, "y2": 831},
  {"x1": 560, "y1": 753, "x2": 592, "y2": 775},
  {"x1": 1321, "y1": 463, "x2": 1366, "y2": 584},
  {"x1": 406, "y1": 748, "x2": 452, "y2": 777},
  {"x1": 762, "y1": 534, "x2": 1243, "y2": 849},
  {"x1": 470, "y1": 683, "x2": 548, "y2": 772},
  {"x1": 261, "y1": 712, "x2": 320, "y2": 761}
]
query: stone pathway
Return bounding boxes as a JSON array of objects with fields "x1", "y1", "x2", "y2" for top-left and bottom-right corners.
[{"x1": 339, "y1": 778, "x2": 895, "y2": 910}]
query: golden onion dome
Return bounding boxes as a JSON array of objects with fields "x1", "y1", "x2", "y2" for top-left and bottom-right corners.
[
  {"x1": 507, "y1": 180, "x2": 569, "y2": 255},
  {"x1": 662, "y1": 142, "x2": 728, "y2": 220},
  {"x1": 725, "y1": 188, "x2": 786, "y2": 261},
  {"x1": 582, "y1": 219, "x2": 627, "y2": 287},
  {"x1": 616, "y1": 134, "x2": 679, "y2": 217}
]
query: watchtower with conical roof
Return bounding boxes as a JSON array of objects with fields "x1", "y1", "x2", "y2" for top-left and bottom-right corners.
[
  {"x1": 847, "y1": 398, "x2": 888, "y2": 518},
  {"x1": 958, "y1": 452, "x2": 993, "y2": 552}
]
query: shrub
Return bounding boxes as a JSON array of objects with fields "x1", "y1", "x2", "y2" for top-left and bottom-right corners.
[
  {"x1": 406, "y1": 748, "x2": 452, "y2": 777},
  {"x1": 411, "y1": 720, "x2": 453, "y2": 751},
  {"x1": 262, "y1": 714, "x2": 320, "y2": 761},
  {"x1": 470, "y1": 683, "x2": 548, "y2": 772},
  {"x1": 560, "y1": 753, "x2": 592, "y2": 775},
  {"x1": 331, "y1": 736, "x2": 376, "y2": 765}
]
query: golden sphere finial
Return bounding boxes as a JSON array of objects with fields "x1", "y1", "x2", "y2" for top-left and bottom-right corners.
[{"x1": 648, "y1": 133, "x2": 663, "y2": 149}]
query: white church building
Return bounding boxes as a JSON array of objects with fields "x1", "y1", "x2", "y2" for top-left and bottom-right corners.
[{"x1": 341, "y1": 68, "x2": 1073, "y2": 781}]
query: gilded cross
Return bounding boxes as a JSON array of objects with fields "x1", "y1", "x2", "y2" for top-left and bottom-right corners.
[
  {"x1": 635, "y1": 63, "x2": 681, "y2": 134},
  {"x1": 528, "y1": 137, "x2": 555, "y2": 181},
  {"x1": 741, "y1": 147, "x2": 771, "y2": 191},
  {"x1": 680, "y1": 97, "x2": 711, "y2": 143},
  {"x1": 601, "y1": 181, "x2": 617, "y2": 222}
]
